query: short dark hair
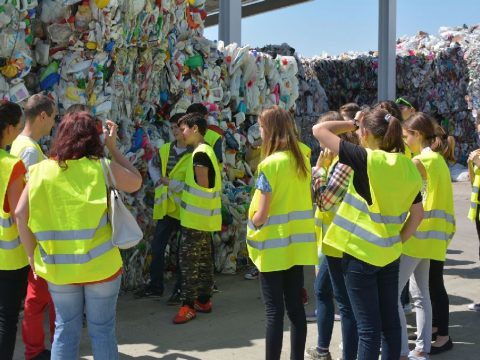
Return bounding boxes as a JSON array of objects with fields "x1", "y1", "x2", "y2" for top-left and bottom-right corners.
[
  {"x1": 65, "y1": 104, "x2": 91, "y2": 115},
  {"x1": 339, "y1": 103, "x2": 360, "y2": 120},
  {"x1": 0, "y1": 101, "x2": 23, "y2": 141},
  {"x1": 186, "y1": 103, "x2": 208, "y2": 116},
  {"x1": 179, "y1": 112, "x2": 207, "y2": 136},
  {"x1": 24, "y1": 94, "x2": 55, "y2": 121},
  {"x1": 170, "y1": 112, "x2": 186, "y2": 124}
]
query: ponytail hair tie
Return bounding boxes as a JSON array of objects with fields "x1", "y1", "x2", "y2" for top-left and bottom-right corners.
[{"x1": 384, "y1": 113, "x2": 392, "y2": 123}]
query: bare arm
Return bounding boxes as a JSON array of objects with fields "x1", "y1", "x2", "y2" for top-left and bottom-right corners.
[
  {"x1": 251, "y1": 191, "x2": 272, "y2": 228},
  {"x1": 312, "y1": 120, "x2": 357, "y2": 155},
  {"x1": 194, "y1": 165, "x2": 210, "y2": 188},
  {"x1": 104, "y1": 120, "x2": 142, "y2": 193},
  {"x1": 14, "y1": 184, "x2": 37, "y2": 274},
  {"x1": 413, "y1": 158, "x2": 427, "y2": 181},
  {"x1": 400, "y1": 202, "x2": 424, "y2": 243}
]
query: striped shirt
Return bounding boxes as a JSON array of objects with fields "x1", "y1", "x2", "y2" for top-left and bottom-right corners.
[{"x1": 313, "y1": 162, "x2": 352, "y2": 212}]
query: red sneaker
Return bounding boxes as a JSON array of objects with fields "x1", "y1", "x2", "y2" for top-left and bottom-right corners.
[
  {"x1": 194, "y1": 299, "x2": 212, "y2": 313},
  {"x1": 302, "y1": 288, "x2": 309, "y2": 306},
  {"x1": 173, "y1": 305, "x2": 196, "y2": 324}
]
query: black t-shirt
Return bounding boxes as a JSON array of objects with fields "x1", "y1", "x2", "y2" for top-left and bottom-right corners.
[
  {"x1": 193, "y1": 152, "x2": 215, "y2": 188},
  {"x1": 338, "y1": 140, "x2": 422, "y2": 205}
]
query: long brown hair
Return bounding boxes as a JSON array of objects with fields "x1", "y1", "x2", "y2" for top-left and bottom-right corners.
[
  {"x1": 317, "y1": 111, "x2": 359, "y2": 145},
  {"x1": 50, "y1": 111, "x2": 104, "y2": 168},
  {"x1": 374, "y1": 101, "x2": 404, "y2": 122},
  {"x1": 404, "y1": 112, "x2": 456, "y2": 162},
  {"x1": 259, "y1": 106, "x2": 308, "y2": 178},
  {"x1": 362, "y1": 108, "x2": 405, "y2": 153}
]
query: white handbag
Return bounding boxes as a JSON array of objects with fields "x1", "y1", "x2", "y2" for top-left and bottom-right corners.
[{"x1": 100, "y1": 158, "x2": 143, "y2": 249}]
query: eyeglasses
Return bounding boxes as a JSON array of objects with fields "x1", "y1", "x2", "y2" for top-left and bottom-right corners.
[{"x1": 395, "y1": 97, "x2": 414, "y2": 109}]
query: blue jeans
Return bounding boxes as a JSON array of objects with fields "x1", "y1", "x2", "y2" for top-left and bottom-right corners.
[
  {"x1": 326, "y1": 255, "x2": 358, "y2": 360},
  {"x1": 314, "y1": 257, "x2": 334, "y2": 350},
  {"x1": 48, "y1": 275, "x2": 121, "y2": 359},
  {"x1": 343, "y1": 254, "x2": 401, "y2": 360},
  {"x1": 150, "y1": 216, "x2": 181, "y2": 292}
]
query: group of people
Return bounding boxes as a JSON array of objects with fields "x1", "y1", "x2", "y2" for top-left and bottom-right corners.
[
  {"x1": 246, "y1": 99, "x2": 467, "y2": 360},
  {"x1": 0, "y1": 92, "x2": 478, "y2": 360},
  {"x1": 0, "y1": 97, "x2": 222, "y2": 358}
]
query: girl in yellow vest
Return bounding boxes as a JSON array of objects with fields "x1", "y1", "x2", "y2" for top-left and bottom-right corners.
[
  {"x1": 15, "y1": 112, "x2": 142, "y2": 359},
  {"x1": 173, "y1": 112, "x2": 222, "y2": 324},
  {"x1": 313, "y1": 108, "x2": 424, "y2": 360},
  {"x1": 400, "y1": 113, "x2": 456, "y2": 359},
  {"x1": 467, "y1": 148, "x2": 480, "y2": 313},
  {"x1": 247, "y1": 106, "x2": 318, "y2": 360},
  {"x1": 0, "y1": 101, "x2": 28, "y2": 360}
]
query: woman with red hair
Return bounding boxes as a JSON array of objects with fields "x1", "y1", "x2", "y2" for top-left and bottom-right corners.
[{"x1": 15, "y1": 111, "x2": 142, "y2": 358}]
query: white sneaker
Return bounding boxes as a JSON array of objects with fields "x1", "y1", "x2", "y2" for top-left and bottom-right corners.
[
  {"x1": 467, "y1": 303, "x2": 480, "y2": 311},
  {"x1": 408, "y1": 350, "x2": 429, "y2": 360}
]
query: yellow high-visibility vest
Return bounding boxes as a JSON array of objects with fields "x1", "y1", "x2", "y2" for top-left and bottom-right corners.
[
  {"x1": 468, "y1": 166, "x2": 480, "y2": 222},
  {"x1": 153, "y1": 142, "x2": 191, "y2": 220},
  {"x1": 247, "y1": 150, "x2": 318, "y2": 272},
  {"x1": 204, "y1": 129, "x2": 221, "y2": 149},
  {"x1": 10, "y1": 135, "x2": 45, "y2": 164},
  {"x1": 0, "y1": 149, "x2": 28, "y2": 270},
  {"x1": 180, "y1": 144, "x2": 222, "y2": 232},
  {"x1": 28, "y1": 158, "x2": 122, "y2": 285},
  {"x1": 403, "y1": 151, "x2": 455, "y2": 261},
  {"x1": 324, "y1": 149, "x2": 422, "y2": 267}
]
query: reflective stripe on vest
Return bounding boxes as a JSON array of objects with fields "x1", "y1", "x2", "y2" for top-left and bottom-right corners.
[
  {"x1": 184, "y1": 184, "x2": 221, "y2": 199},
  {"x1": 181, "y1": 201, "x2": 221, "y2": 216},
  {"x1": 470, "y1": 186, "x2": 479, "y2": 210},
  {"x1": 343, "y1": 193, "x2": 408, "y2": 225},
  {"x1": 247, "y1": 233, "x2": 316, "y2": 250},
  {"x1": 0, "y1": 217, "x2": 13, "y2": 228},
  {"x1": 154, "y1": 192, "x2": 168, "y2": 205},
  {"x1": 247, "y1": 209, "x2": 313, "y2": 230},
  {"x1": 333, "y1": 214, "x2": 402, "y2": 247},
  {"x1": 424, "y1": 209, "x2": 455, "y2": 225},
  {"x1": 0, "y1": 237, "x2": 21, "y2": 250},
  {"x1": 39, "y1": 240, "x2": 113, "y2": 265},
  {"x1": 34, "y1": 214, "x2": 108, "y2": 241}
]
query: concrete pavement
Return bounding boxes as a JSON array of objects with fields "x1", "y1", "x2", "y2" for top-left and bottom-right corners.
[{"x1": 13, "y1": 182, "x2": 480, "y2": 359}]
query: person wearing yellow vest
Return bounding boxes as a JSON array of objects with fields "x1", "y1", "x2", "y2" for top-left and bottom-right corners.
[
  {"x1": 313, "y1": 108, "x2": 424, "y2": 360},
  {"x1": 135, "y1": 113, "x2": 192, "y2": 304},
  {"x1": 399, "y1": 113, "x2": 456, "y2": 359},
  {"x1": 0, "y1": 101, "x2": 28, "y2": 360},
  {"x1": 172, "y1": 112, "x2": 221, "y2": 324},
  {"x1": 15, "y1": 112, "x2": 142, "y2": 358},
  {"x1": 187, "y1": 103, "x2": 223, "y2": 163},
  {"x1": 11, "y1": 94, "x2": 57, "y2": 360},
  {"x1": 247, "y1": 106, "x2": 318, "y2": 360},
  {"x1": 467, "y1": 148, "x2": 480, "y2": 313},
  {"x1": 308, "y1": 111, "x2": 359, "y2": 360}
]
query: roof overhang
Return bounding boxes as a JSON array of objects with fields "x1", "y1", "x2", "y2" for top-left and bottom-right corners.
[{"x1": 205, "y1": 0, "x2": 312, "y2": 27}]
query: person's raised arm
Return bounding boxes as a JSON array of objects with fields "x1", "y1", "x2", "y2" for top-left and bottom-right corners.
[
  {"x1": 312, "y1": 120, "x2": 357, "y2": 155},
  {"x1": 104, "y1": 120, "x2": 142, "y2": 193}
]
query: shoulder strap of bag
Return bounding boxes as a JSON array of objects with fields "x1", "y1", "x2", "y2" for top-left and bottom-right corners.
[{"x1": 100, "y1": 158, "x2": 117, "y2": 190}]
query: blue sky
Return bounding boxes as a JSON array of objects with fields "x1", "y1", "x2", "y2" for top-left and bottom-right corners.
[{"x1": 204, "y1": 0, "x2": 480, "y2": 57}]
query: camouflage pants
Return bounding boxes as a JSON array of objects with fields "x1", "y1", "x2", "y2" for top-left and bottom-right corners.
[{"x1": 179, "y1": 227, "x2": 213, "y2": 304}]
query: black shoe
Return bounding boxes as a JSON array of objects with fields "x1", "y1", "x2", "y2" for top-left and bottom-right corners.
[
  {"x1": 32, "y1": 349, "x2": 51, "y2": 360},
  {"x1": 167, "y1": 290, "x2": 182, "y2": 306},
  {"x1": 430, "y1": 338, "x2": 453, "y2": 355},
  {"x1": 134, "y1": 284, "x2": 163, "y2": 298}
]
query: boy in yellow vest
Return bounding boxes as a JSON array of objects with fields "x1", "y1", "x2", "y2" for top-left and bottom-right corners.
[
  {"x1": 135, "y1": 113, "x2": 192, "y2": 304},
  {"x1": 173, "y1": 112, "x2": 222, "y2": 324},
  {"x1": 10, "y1": 94, "x2": 56, "y2": 360}
]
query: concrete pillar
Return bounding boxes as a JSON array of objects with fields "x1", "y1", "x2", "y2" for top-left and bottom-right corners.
[
  {"x1": 218, "y1": 0, "x2": 242, "y2": 45},
  {"x1": 378, "y1": 0, "x2": 397, "y2": 101}
]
